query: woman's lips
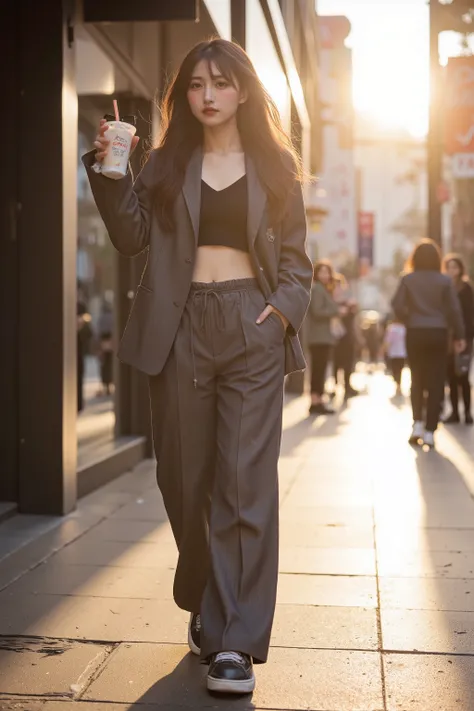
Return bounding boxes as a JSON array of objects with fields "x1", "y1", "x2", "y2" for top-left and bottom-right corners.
[{"x1": 203, "y1": 108, "x2": 218, "y2": 115}]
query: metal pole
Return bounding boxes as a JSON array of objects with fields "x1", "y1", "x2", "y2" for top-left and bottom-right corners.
[{"x1": 428, "y1": 0, "x2": 443, "y2": 246}]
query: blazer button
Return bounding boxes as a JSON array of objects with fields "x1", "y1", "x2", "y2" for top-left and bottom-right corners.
[{"x1": 185, "y1": 257, "x2": 192, "y2": 264}]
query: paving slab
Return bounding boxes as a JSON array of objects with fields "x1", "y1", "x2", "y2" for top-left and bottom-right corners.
[
  {"x1": 83, "y1": 518, "x2": 175, "y2": 544},
  {"x1": 271, "y1": 604, "x2": 378, "y2": 650},
  {"x1": 276, "y1": 573, "x2": 377, "y2": 607},
  {"x1": 0, "y1": 637, "x2": 110, "y2": 697},
  {"x1": 49, "y1": 538, "x2": 178, "y2": 569},
  {"x1": 384, "y1": 653, "x2": 474, "y2": 711},
  {"x1": 379, "y1": 576, "x2": 474, "y2": 611},
  {"x1": 279, "y1": 546, "x2": 376, "y2": 576},
  {"x1": 0, "y1": 592, "x2": 188, "y2": 643},
  {"x1": 382, "y1": 608, "x2": 474, "y2": 653},
  {"x1": 284, "y1": 488, "x2": 374, "y2": 507},
  {"x1": 279, "y1": 522, "x2": 374, "y2": 548},
  {"x1": 377, "y1": 548, "x2": 474, "y2": 578},
  {"x1": 279, "y1": 505, "x2": 374, "y2": 527},
  {"x1": 84, "y1": 643, "x2": 383, "y2": 710},
  {"x1": 108, "y1": 497, "x2": 169, "y2": 522},
  {"x1": 375, "y1": 508, "x2": 474, "y2": 530},
  {"x1": 3, "y1": 561, "x2": 176, "y2": 600},
  {"x1": 376, "y1": 526, "x2": 474, "y2": 552},
  {"x1": 42, "y1": 704, "x2": 134, "y2": 711}
]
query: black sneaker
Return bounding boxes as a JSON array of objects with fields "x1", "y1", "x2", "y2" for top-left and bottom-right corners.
[
  {"x1": 466, "y1": 413, "x2": 473, "y2": 425},
  {"x1": 313, "y1": 403, "x2": 335, "y2": 415},
  {"x1": 207, "y1": 651, "x2": 255, "y2": 694},
  {"x1": 188, "y1": 613, "x2": 201, "y2": 656},
  {"x1": 444, "y1": 412, "x2": 460, "y2": 424}
]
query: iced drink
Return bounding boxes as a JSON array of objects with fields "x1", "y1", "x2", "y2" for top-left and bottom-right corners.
[{"x1": 102, "y1": 120, "x2": 137, "y2": 180}]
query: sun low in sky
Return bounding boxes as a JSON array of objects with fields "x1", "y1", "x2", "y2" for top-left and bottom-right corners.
[{"x1": 317, "y1": 0, "x2": 463, "y2": 138}]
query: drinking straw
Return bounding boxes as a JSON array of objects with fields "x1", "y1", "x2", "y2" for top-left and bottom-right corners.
[{"x1": 113, "y1": 99, "x2": 120, "y2": 122}]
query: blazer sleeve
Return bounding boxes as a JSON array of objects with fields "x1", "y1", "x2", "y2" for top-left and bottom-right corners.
[
  {"x1": 447, "y1": 281, "x2": 465, "y2": 340},
  {"x1": 391, "y1": 277, "x2": 409, "y2": 322},
  {"x1": 266, "y1": 179, "x2": 313, "y2": 334},
  {"x1": 82, "y1": 149, "x2": 157, "y2": 257},
  {"x1": 460, "y1": 283, "x2": 474, "y2": 340},
  {"x1": 309, "y1": 285, "x2": 339, "y2": 320}
]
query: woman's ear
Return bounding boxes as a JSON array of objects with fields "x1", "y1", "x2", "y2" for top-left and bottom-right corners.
[{"x1": 239, "y1": 89, "x2": 248, "y2": 105}]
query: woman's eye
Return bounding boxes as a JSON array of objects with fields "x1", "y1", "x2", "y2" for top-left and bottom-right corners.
[
  {"x1": 189, "y1": 82, "x2": 202, "y2": 90},
  {"x1": 216, "y1": 81, "x2": 229, "y2": 89}
]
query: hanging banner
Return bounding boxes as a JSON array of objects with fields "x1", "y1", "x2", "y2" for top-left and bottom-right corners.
[
  {"x1": 358, "y1": 211, "x2": 374, "y2": 276},
  {"x1": 452, "y1": 153, "x2": 474, "y2": 178},
  {"x1": 445, "y1": 56, "x2": 474, "y2": 155}
]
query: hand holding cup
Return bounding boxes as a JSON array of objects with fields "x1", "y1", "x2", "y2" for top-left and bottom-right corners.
[{"x1": 94, "y1": 119, "x2": 140, "y2": 164}]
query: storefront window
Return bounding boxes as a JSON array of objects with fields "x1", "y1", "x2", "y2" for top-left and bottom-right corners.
[{"x1": 77, "y1": 118, "x2": 116, "y2": 458}]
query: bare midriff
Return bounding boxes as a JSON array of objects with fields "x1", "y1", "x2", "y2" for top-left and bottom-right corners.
[{"x1": 192, "y1": 245, "x2": 256, "y2": 283}]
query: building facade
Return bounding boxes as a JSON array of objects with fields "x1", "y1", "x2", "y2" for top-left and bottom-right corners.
[
  {"x1": 309, "y1": 15, "x2": 357, "y2": 271},
  {"x1": 1, "y1": 0, "x2": 321, "y2": 516}
]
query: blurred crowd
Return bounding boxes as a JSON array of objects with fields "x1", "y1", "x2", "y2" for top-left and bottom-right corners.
[{"x1": 306, "y1": 240, "x2": 474, "y2": 449}]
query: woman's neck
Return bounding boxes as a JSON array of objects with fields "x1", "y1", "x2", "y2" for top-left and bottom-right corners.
[{"x1": 203, "y1": 119, "x2": 243, "y2": 155}]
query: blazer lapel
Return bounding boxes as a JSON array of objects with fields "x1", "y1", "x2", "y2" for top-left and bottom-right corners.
[
  {"x1": 246, "y1": 154, "x2": 266, "y2": 248},
  {"x1": 182, "y1": 146, "x2": 203, "y2": 244}
]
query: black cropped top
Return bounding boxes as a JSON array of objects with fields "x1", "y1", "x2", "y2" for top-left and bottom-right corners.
[{"x1": 198, "y1": 175, "x2": 248, "y2": 253}]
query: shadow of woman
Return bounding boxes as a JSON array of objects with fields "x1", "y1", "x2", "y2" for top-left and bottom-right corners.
[{"x1": 128, "y1": 650, "x2": 257, "y2": 709}]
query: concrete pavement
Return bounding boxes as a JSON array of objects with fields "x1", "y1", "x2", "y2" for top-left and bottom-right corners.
[{"x1": 1, "y1": 369, "x2": 474, "y2": 710}]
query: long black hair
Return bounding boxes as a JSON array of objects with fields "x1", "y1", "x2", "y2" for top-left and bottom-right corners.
[{"x1": 151, "y1": 39, "x2": 301, "y2": 231}]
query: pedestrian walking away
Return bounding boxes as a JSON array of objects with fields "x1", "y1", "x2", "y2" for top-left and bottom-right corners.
[
  {"x1": 82, "y1": 39, "x2": 312, "y2": 695},
  {"x1": 443, "y1": 254, "x2": 474, "y2": 425},
  {"x1": 392, "y1": 239, "x2": 465, "y2": 449},
  {"x1": 307, "y1": 260, "x2": 340, "y2": 415},
  {"x1": 332, "y1": 273, "x2": 360, "y2": 399}
]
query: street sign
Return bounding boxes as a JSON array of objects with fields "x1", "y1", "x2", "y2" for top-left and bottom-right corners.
[
  {"x1": 452, "y1": 153, "x2": 474, "y2": 178},
  {"x1": 445, "y1": 56, "x2": 474, "y2": 154},
  {"x1": 357, "y1": 212, "x2": 375, "y2": 276}
]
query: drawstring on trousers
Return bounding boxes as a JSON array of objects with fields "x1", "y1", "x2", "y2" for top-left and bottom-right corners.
[{"x1": 189, "y1": 288, "x2": 227, "y2": 388}]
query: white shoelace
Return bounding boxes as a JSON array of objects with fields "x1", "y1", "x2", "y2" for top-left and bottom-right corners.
[{"x1": 215, "y1": 651, "x2": 245, "y2": 665}]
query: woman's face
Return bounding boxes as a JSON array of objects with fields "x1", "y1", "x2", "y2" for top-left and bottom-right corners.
[
  {"x1": 446, "y1": 260, "x2": 462, "y2": 281},
  {"x1": 187, "y1": 60, "x2": 246, "y2": 128},
  {"x1": 317, "y1": 266, "x2": 331, "y2": 285}
]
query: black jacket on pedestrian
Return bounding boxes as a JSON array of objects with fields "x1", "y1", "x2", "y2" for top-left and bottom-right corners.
[
  {"x1": 457, "y1": 281, "x2": 474, "y2": 341},
  {"x1": 391, "y1": 271, "x2": 465, "y2": 339}
]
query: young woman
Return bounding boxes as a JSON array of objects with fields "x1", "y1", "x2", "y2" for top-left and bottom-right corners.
[
  {"x1": 307, "y1": 260, "x2": 340, "y2": 414},
  {"x1": 392, "y1": 239, "x2": 465, "y2": 448},
  {"x1": 83, "y1": 39, "x2": 312, "y2": 694},
  {"x1": 443, "y1": 254, "x2": 474, "y2": 424}
]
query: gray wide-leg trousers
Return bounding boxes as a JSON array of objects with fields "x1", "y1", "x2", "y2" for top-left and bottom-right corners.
[{"x1": 149, "y1": 278, "x2": 285, "y2": 664}]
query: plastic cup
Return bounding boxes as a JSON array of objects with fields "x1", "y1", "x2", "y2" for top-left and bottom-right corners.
[{"x1": 101, "y1": 120, "x2": 137, "y2": 180}]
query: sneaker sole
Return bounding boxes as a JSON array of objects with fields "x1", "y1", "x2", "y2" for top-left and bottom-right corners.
[
  {"x1": 187, "y1": 624, "x2": 200, "y2": 656},
  {"x1": 207, "y1": 674, "x2": 255, "y2": 694}
]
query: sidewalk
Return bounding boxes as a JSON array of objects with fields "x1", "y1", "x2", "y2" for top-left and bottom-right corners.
[{"x1": 1, "y1": 370, "x2": 474, "y2": 710}]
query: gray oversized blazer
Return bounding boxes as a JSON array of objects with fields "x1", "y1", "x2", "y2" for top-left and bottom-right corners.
[{"x1": 82, "y1": 147, "x2": 313, "y2": 377}]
